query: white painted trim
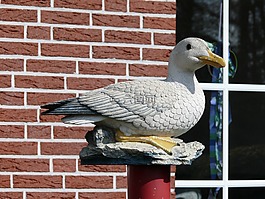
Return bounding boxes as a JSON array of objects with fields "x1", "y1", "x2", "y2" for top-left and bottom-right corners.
[
  {"x1": 0, "y1": 121, "x2": 94, "y2": 126},
  {"x1": 24, "y1": 25, "x2": 27, "y2": 39},
  {"x1": 223, "y1": 1, "x2": 230, "y2": 197},
  {"x1": 101, "y1": 0, "x2": 105, "y2": 11},
  {"x1": 0, "y1": 55, "x2": 168, "y2": 65},
  {"x1": 0, "y1": 21, "x2": 176, "y2": 34},
  {"x1": 0, "y1": 37, "x2": 174, "y2": 49},
  {"x1": 62, "y1": 174, "x2": 66, "y2": 189},
  {"x1": 0, "y1": 71, "x2": 165, "y2": 79},
  {"x1": 0, "y1": 138, "x2": 87, "y2": 142},
  {"x1": 175, "y1": 180, "x2": 265, "y2": 188},
  {"x1": 49, "y1": 158, "x2": 53, "y2": 172},
  {"x1": 37, "y1": 9, "x2": 41, "y2": 23},
  {"x1": 0, "y1": 188, "x2": 128, "y2": 192},
  {"x1": 0, "y1": 171, "x2": 127, "y2": 176},
  {"x1": 50, "y1": 0, "x2": 54, "y2": 8}
]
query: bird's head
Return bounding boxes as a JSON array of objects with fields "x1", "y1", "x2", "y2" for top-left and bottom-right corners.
[{"x1": 169, "y1": 37, "x2": 226, "y2": 72}]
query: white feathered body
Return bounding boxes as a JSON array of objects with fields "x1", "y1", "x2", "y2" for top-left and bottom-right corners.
[
  {"x1": 62, "y1": 79, "x2": 205, "y2": 137},
  {"x1": 41, "y1": 38, "x2": 223, "y2": 138}
]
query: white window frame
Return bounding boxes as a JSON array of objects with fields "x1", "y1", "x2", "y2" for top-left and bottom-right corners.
[{"x1": 175, "y1": 0, "x2": 265, "y2": 198}]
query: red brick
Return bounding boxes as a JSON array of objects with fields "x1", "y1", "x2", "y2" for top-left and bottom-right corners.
[
  {"x1": 79, "y1": 163, "x2": 126, "y2": 172},
  {"x1": 67, "y1": 77, "x2": 114, "y2": 90},
  {"x1": 0, "y1": 24, "x2": 24, "y2": 38},
  {"x1": 93, "y1": 14, "x2": 140, "y2": 28},
  {"x1": 0, "y1": 125, "x2": 24, "y2": 138},
  {"x1": 54, "y1": 0, "x2": 102, "y2": 10},
  {"x1": 170, "y1": 175, "x2": 175, "y2": 188},
  {"x1": 0, "y1": 108, "x2": 37, "y2": 122},
  {"x1": 154, "y1": 33, "x2": 176, "y2": 46},
  {"x1": 0, "y1": 42, "x2": 38, "y2": 56},
  {"x1": 0, "y1": 158, "x2": 49, "y2": 172},
  {"x1": 54, "y1": 27, "x2": 101, "y2": 42},
  {"x1": 13, "y1": 175, "x2": 62, "y2": 188},
  {"x1": 129, "y1": 64, "x2": 167, "y2": 77},
  {"x1": 27, "y1": 26, "x2": 50, "y2": 40},
  {"x1": 41, "y1": 43, "x2": 89, "y2": 58},
  {"x1": 42, "y1": 10, "x2": 89, "y2": 25},
  {"x1": 79, "y1": 192, "x2": 126, "y2": 199},
  {"x1": 0, "y1": 59, "x2": 24, "y2": 71},
  {"x1": 116, "y1": 176, "x2": 127, "y2": 188},
  {"x1": 0, "y1": 142, "x2": 37, "y2": 155},
  {"x1": 105, "y1": 30, "x2": 151, "y2": 44},
  {"x1": 28, "y1": 92, "x2": 75, "y2": 105},
  {"x1": 171, "y1": 166, "x2": 176, "y2": 173},
  {"x1": 79, "y1": 62, "x2": 126, "y2": 75},
  {"x1": 0, "y1": 175, "x2": 10, "y2": 188},
  {"x1": 65, "y1": 176, "x2": 112, "y2": 189},
  {"x1": 53, "y1": 126, "x2": 90, "y2": 139},
  {"x1": 27, "y1": 125, "x2": 51, "y2": 139},
  {"x1": 0, "y1": 192, "x2": 23, "y2": 199},
  {"x1": 15, "y1": 75, "x2": 64, "y2": 89},
  {"x1": 27, "y1": 192, "x2": 76, "y2": 199},
  {"x1": 0, "y1": 8, "x2": 37, "y2": 22},
  {"x1": 130, "y1": 0, "x2": 176, "y2": 14},
  {"x1": 53, "y1": 159, "x2": 76, "y2": 172},
  {"x1": 143, "y1": 48, "x2": 171, "y2": 62},
  {"x1": 27, "y1": 59, "x2": 76, "y2": 73},
  {"x1": 40, "y1": 114, "x2": 64, "y2": 123},
  {"x1": 0, "y1": 75, "x2": 11, "y2": 88},
  {"x1": 144, "y1": 17, "x2": 176, "y2": 30},
  {"x1": 0, "y1": 92, "x2": 24, "y2": 105},
  {"x1": 105, "y1": 0, "x2": 127, "y2": 12},
  {"x1": 41, "y1": 142, "x2": 87, "y2": 155},
  {"x1": 1, "y1": 0, "x2": 50, "y2": 7},
  {"x1": 93, "y1": 46, "x2": 140, "y2": 60}
]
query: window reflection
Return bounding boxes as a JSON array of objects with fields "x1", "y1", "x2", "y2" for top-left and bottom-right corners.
[
  {"x1": 229, "y1": 92, "x2": 265, "y2": 180},
  {"x1": 175, "y1": 188, "x2": 222, "y2": 199},
  {"x1": 229, "y1": 187, "x2": 265, "y2": 199},
  {"x1": 230, "y1": 0, "x2": 265, "y2": 84}
]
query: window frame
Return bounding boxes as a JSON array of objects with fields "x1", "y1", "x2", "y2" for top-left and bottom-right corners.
[{"x1": 175, "y1": 0, "x2": 265, "y2": 198}]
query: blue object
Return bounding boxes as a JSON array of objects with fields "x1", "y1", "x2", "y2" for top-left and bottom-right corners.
[{"x1": 207, "y1": 41, "x2": 236, "y2": 199}]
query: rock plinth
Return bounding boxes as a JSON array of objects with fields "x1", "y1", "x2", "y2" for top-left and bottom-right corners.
[{"x1": 80, "y1": 126, "x2": 205, "y2": 165}]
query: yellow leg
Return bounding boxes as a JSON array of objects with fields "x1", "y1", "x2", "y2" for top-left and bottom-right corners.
[{"x1": 115, "y1": 130, "x2": 178, "y2": 154}]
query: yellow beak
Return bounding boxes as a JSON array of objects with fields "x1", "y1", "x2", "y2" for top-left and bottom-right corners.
[{"x1": 198, "y1": 49, "x2": 226, "y2": 68}]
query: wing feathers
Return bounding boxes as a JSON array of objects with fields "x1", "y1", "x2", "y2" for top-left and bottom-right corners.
[
  {"x1": 41, "y1": 80, "x2": 175, "y2": 128},
  {"x1": 41, "y1": 98, "x2": 95, "y2": 115}
]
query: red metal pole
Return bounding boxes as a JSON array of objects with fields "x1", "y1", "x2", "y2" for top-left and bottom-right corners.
[{"x1": 127, "y1": 165, "x2": 171, "y2": 199}]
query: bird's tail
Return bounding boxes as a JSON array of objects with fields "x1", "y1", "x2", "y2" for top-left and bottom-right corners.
[{"x1": 41, "y1": 98, "x2": 94, "y2": 115}]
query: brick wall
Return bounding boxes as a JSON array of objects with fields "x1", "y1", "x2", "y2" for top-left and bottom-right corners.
[{"x1": 0, "y1": 0, "x2": 176, "y2": 198}]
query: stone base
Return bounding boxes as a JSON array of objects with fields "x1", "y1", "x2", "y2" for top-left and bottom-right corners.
[{"x1": 80, "y1": 126, "x2": 205, "y2": 165}]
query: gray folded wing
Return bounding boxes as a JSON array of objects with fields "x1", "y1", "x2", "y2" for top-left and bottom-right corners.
[{"x1": 41, "y1": 80, "x2": 190, "y2": 130}]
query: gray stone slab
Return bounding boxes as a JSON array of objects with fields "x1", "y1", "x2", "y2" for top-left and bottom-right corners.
[{"x1": 80, "y1": 126, "x2": 205, "y2": 165}]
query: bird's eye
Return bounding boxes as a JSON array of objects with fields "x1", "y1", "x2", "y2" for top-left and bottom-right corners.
[{"x1": 186, "y1": 44, "x2": 192, "y2": 50}]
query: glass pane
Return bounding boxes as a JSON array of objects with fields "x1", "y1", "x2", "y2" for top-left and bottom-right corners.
[
  {"x1": 229, "y1": 0, "x2": 265, "y2": 84},
  {"x1": 229, "y1": 187, "x2": 265, "y2": 199},
  {"x1": 175, "y1": 188, "x2": 222, "y2": 199},
  {"x1": 176, "y1": 91, "x2": 223, "y2": 180},
  {"x1": 229, "y1": 92, "x2": 265, "y2": 180},
  {"x1": 177, "y1": 0, "x2": 223, "y2": 83}
]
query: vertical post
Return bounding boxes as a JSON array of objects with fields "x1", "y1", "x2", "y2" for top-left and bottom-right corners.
[
  {"x1": 127, "y1": 165, "x2": 171, "y2": 199},
  {"x1": 223, "y1": 0, "x2": 229, "y2": 198}
]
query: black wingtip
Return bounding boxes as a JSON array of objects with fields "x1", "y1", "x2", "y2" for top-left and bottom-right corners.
[{"x1": 40, "y1": 98, "x2": 76, "y2": 115}]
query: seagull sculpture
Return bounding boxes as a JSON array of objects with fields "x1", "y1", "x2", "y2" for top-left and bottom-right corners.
[{"x1": 41, "y1": 37, "x2": 225, "y2": 154}]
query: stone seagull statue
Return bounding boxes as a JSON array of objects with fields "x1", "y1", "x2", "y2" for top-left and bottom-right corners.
[{"x1": 41, "y1": 37, "x2": 225, "y2": 154}]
